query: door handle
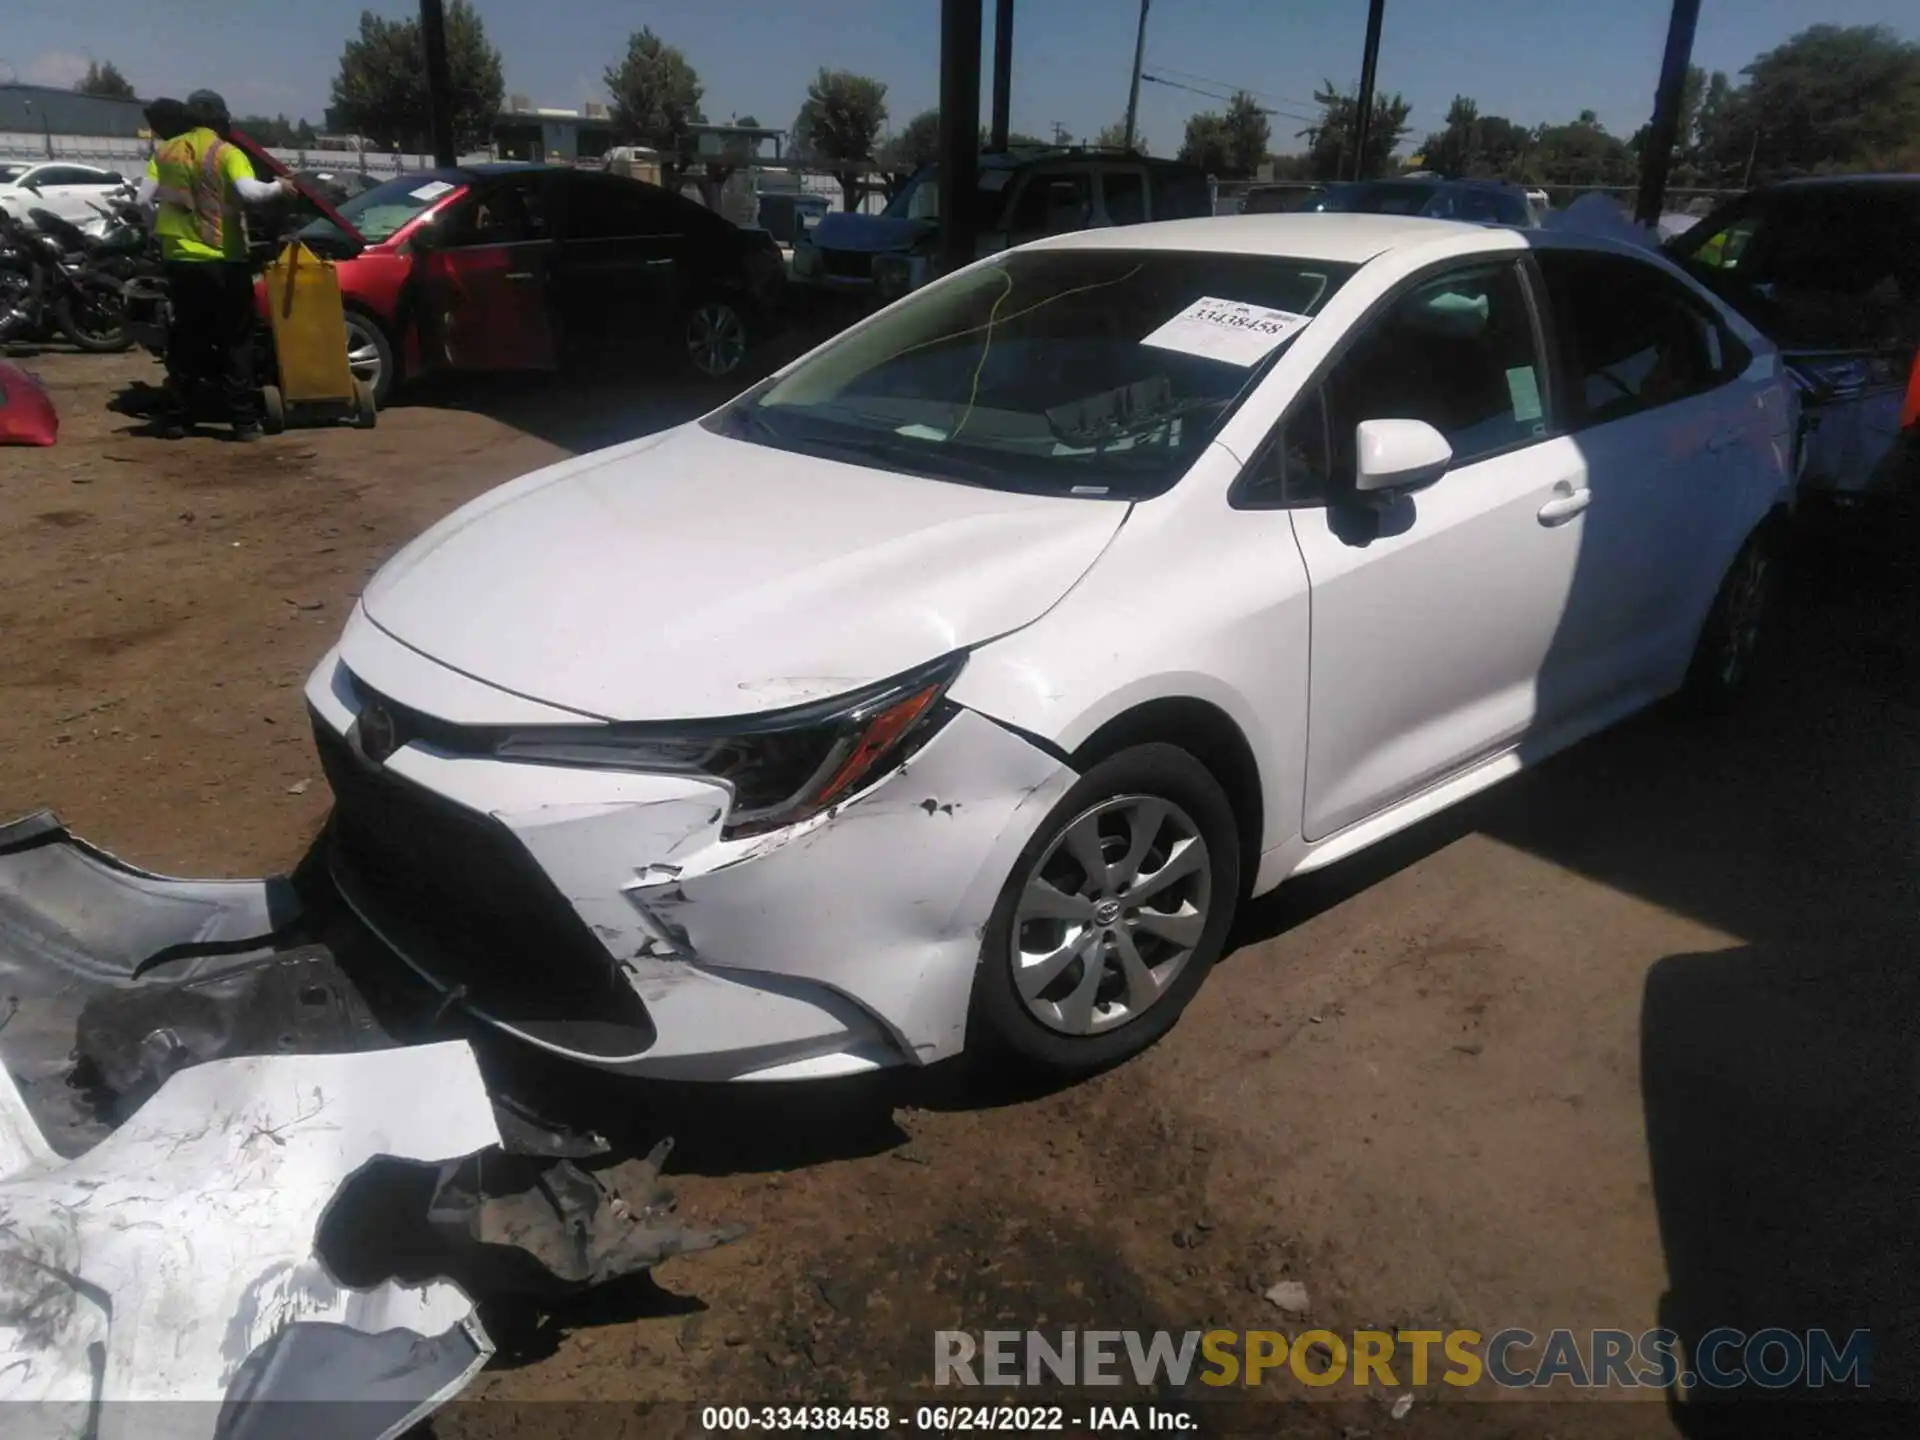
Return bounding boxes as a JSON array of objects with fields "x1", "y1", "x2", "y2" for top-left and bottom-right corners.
[
  {"x1": 504, "y1": 270, "x2": 537, "y2": 280},
  {"x1": 1537, "y1": 484, "x2": 1591, "y2": 525}
]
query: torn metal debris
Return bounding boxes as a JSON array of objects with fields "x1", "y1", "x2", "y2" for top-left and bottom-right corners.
[{"x1": 0, "y1": 811, "x2": 742, "y2": 1435}]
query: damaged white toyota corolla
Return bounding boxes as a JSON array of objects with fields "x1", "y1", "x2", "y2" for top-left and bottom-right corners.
[{"x1": 308, "y1": 214, "x2": 1795, "y2": 1081}]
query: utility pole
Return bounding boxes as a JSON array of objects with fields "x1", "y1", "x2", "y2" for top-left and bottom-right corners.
[
  {"x1": 936, "y1": 0, "x2": 983, "y2": 275},
  {"x1": 1634, "y1": 0, "x2": 1702, "y2": 226},
  {"x1": 1122, "y1": 0, "x2": 1151, "y2": 152},
  {"x1": 419, "y1": 0, "x2": 457, "y2": 168},
  {"x1": 1350, "y1": 0, "x2": 1385, "y2": 181},
  {"x1": 989, "y1": 0, "x2": 1014, "y2": 151}
]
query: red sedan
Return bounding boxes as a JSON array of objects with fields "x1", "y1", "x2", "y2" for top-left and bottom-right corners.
[{"x1": 258, "y1": 164, "x2": 786, "y2": 407}]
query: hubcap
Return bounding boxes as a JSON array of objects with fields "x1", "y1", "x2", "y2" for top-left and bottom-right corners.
[
  {"x1": 1010, "y1": 794, "x2": 1213, "y2": 1037},
  {"x1": 344, "y1": 318, "x2": 382, "y2": 392},
  {"x1": 687, "y1": 302, "x2": 747, "y2": 377},
  {"x1": 1719, "y1": 548, "x2": 1768, "y2": 685}
]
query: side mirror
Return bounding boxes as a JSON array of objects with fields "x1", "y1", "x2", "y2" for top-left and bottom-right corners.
[{"x1": 1355, "y1": 418, "x2": 1452, "y2": 499}]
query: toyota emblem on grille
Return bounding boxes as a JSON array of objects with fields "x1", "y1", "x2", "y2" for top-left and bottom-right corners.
[{"x1": 356, "y1": 700, "x2": 398, "y2": 765}]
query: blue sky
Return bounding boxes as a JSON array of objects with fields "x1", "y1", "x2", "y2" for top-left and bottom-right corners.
[{"x1": 3, "y1": 0, "x2": 1915, "y2": 151}]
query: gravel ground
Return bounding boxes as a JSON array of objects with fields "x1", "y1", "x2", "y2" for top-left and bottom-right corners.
[{"x1": 2, "y1": 342, "x2": 1913, "y2": 1438}]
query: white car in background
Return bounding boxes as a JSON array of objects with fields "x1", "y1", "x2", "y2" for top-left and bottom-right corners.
[
  {"x1": 306, "y1": 214, "x2": 1794, "y2": 1083},
  {"x1": 0, "y1": 161, "x2": 130, "y2": 233}
]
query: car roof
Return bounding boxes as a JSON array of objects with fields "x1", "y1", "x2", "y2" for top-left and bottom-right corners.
[
  {"x1": 975, "y1": 148, "x2": 1201, "y2": 173},
  {"x1": 1033, "y1": 212, "x2": 1507, "y2": 263},
  {"x1": 1033, "y1": 212, "x2": 1661, "y2": 266}
]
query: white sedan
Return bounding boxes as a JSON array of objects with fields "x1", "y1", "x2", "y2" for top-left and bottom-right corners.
[
  {"x1": 0, "y1": 161, "x2": 129, "y2": 232},
  {"x1": 305, "y1": 214, "x2": 1795, "y2": 1082}
]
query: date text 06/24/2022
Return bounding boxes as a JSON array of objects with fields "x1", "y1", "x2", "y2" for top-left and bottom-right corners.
[{"x1": 700, "y1": 1405, "x2": 1196, "y2": 1431}]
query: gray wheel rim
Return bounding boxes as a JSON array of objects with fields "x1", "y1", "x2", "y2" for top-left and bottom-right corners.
[
  {"x1": 686, "y1": 301, "x2": 747, "y2": 377},
  {"x1": 1719, "y1": 546, "x2": 1768, "y2": 686},
  {"x1": 1011, "y1": 794, "x2": 1213, "y2": 1036},
  {"x1": 344, "y1": 316, "x2": 382, "y2": 392}
]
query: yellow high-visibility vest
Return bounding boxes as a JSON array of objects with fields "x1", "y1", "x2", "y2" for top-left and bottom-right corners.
[{"x1": 151, "y1": 128, "x2": 252, "y2": 263}]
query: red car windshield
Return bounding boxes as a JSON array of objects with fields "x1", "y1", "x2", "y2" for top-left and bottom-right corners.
[{"x1": 298, "y1": 171, "x2": 465, "y2": 247}]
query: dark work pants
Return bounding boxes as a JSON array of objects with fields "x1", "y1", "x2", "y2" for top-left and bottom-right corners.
[{"x1": 164, "y1": 260, "x2": 260, "y2": 427}]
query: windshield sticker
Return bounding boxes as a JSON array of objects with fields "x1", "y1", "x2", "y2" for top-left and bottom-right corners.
[
  {"x1": 894, "y1": 422, "x2": 950, "y2": 441},
  {"x1": 1505, "y1": 365, "x2": 1543, "y2": 424},
  {"x1": 1140, "y1": 296, "x2": 1312, "y2": 367},
  {"x1": 409, "y1": 180, "x2": 456, "y2": 201}
]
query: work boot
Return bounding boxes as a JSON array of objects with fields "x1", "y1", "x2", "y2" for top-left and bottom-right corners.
[
  {"x1": 231, "y1": 421, "x2": 263, "y2": 443},
  {"x1": 154, "y1": 412, "x2": 188, "y2": 440}
]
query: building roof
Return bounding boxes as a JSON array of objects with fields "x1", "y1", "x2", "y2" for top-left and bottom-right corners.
[{"x1": 0, "y1": 83, "x2": 148, "y2": 140}]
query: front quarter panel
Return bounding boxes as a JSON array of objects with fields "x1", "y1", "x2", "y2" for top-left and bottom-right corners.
[{"x1": 949, "y1": 442, "x2": 1311, "y2": 871}]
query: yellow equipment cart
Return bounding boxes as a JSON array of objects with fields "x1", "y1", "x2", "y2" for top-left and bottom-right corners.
[{"x1": 259, "y1": 240, "x2": 376, "y2": 432}]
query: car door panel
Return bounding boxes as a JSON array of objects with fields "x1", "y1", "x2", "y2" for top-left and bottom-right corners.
[
  {"x1": 1282, "y1": 259, "x2": 1587, "y2": 841},
  {"x1": 1533, "y1": 250, "x2": 1758, "y2": 692},
  {"x1": 416, "y1": 176, "x2": 556, "y2": 373},
  {"x1": 1292, "y1": 438, "x2": 1590, "y2": 840},
  {"x1": 552, "y1": 175, "x2": 688, "y2": 360}
]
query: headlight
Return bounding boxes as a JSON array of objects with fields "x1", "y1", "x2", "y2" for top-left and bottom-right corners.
[{"x1": 492, "y1": 654, "x2": 966, "y2": 838}]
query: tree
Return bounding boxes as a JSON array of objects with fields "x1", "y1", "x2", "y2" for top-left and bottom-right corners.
[
  {"x1": 1419, "y1": 95, "x2": 1530, "y2": 179},
  {"x1": 1177, "y1": 112, "x2": 1232, "y2": 173},
  {"x1": 792, "y1": 68, "x2": 888, "y2": 210},
  {"x1": 1725, "y1": 25, "x2": 1920, "y2": 180},
  {"x1": 1523, "y1": 112, "x2": 1636, "y2": 188},
  {"x1": 235, "y1": 114, "x2": 294, "y2": 147},
  {"x1": 76, "y1": 60, "x2": 135, "y2": 100},
  {"x1": 1300, "y1": 81, "x2": 1412, "y2": 180},
  {"x1": 886, "y1": 108, "x2": 944, "y2": 172},
  {"x1": 604, "y1": 26, "x2": 705, "y2": 174},
  {"x1": 330, "y1": 2, "x2": 504, "y2": 152},
  {"x1": 294, "y1": 117, "x2": 318, "y2": 147},
  {"x1": 1093, "y1": 120, "x2": 1148, "y2": 155},
  {"x1": 1222, "y1": 92, "x2": 1271, "y2": 176}
]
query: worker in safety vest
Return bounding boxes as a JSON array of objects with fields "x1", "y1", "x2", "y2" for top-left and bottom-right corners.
[{"x1": 136, "y1": 89, "x2": 293, "y2": 440}]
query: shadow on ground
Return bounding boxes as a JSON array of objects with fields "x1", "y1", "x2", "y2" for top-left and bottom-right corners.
[{"x1": 1447, "y1": 522, "x2": 1920, "y2": 1430}]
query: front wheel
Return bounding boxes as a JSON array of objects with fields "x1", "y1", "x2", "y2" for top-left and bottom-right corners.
[
  {"x1": 968, "y1": 744, "x2": 1241, "y2": 1077},
  {"x1": 343, "y1": 309, "x2": 394, "y2": 408},
  {"x1": 54, "y1": 279, "x2": 130, "y2": 352}
]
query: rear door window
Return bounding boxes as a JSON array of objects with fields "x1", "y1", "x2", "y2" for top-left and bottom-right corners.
[
  {"x1": 1536, "y1": 251, "x2": 1730, "y2": 427},
  {"x1": 444, "y1": 174, "x2": 553, "y2": 247},
  {"x1": 564, "y1": 175, "x2": 686, "y2": 241}
]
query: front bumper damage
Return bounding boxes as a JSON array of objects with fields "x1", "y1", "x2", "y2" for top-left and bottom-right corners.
[
  {"x1": 0, "y1": 812, "x2": 741, "y2": 1437},
  {"x1": 305, "y1": 639, "x2": 1077, "y2": 1081}
]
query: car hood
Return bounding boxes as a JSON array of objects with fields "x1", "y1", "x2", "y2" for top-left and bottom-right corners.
[
  {"x1": 808, "y1": 212, "x2": 932, "y2": 254},
  {"x1": 361, "y1": 422, "x2": 1129, "y2": 721}
]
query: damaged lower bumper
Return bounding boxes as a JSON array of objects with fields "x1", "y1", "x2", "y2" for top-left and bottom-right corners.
[
  {"x1": 304, "y1": 640, "x2": 1076, "y2": 1080},
  {"x1": 0, "y1": 813, "x2": 741, "y2": 1435}
]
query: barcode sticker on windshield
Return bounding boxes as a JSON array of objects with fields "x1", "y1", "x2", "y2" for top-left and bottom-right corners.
[
  {"x1": 1140, "y1": 296, "x2": 1312, "y2": 367},
  {"x1": 410, "y1": 180, "x2": 455, "y2": 201}
]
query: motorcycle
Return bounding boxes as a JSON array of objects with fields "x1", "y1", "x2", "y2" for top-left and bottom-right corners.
[{"x1": 5, "y1": 201, "x2": 143, "y2": 353}]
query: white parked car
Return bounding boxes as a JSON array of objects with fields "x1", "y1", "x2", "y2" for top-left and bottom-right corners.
[
  {"x1": 306, "y1": 214, "x2": 1795, "y2": 1082},
  {"x1": 0, "y1": 161, "x2": 129, "y2": 233}
]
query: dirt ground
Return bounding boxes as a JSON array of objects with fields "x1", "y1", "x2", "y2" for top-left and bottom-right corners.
[{"x1": 3, "y1": 344, "x2": 1915, "y2": 1438}]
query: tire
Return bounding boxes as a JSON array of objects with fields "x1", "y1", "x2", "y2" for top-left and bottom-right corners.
[
  {"x1": 343, "y1": 309, "x2": 394, "y2": 408},
  {"x1": 1683, "y1": 521, "x2": 1777, "y2": 715},
  {"x1": 260, "y1": 384, "x2": 285, "y2": 434},
  {"x1": 54, "y1": 281, "x2": 130, "y2": 353},
  {"x1": 968, "y1": 743, "x2": 1241, "y2": 1076},
  {"x1": 681, "y1": 296, "x2": 750, "y2": 380}
]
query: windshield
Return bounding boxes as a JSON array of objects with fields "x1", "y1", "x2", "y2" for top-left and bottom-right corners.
[
  {"x1": 297, "y1": 170, "x2": 466, "y2": 246},
  {"x1": 709, "y1": 247, "x2": 1356, "y2": 500},
  {"x1": 883, "y1": 164, "x2": 1015, "y2": 228},
  {"x1": 0, "y1": 164, "x2": 28, "y2": 186}
]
